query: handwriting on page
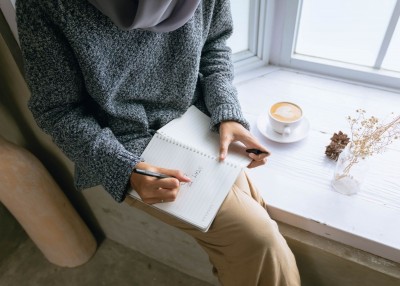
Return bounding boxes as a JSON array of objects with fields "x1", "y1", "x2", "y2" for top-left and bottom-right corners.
[
  {"x1": 180, "y1": 166, "x2": 203, "y2": 190},
  {"x1": 140, "y1": 131, "x2": 243, "y2": 231}
]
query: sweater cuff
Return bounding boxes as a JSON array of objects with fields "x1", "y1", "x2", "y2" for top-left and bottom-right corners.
[
  {"x1": 103, "y1": 149, "x2": 139, "y2": 203},
  {"x1": 75, "y1": 148, "x2": 139, "y2": 203},
  {"x1": 210, "y1": 104, "x2": 250, "y2": 132}
]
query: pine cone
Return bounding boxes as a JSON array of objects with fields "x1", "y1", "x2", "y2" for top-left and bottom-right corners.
[
  {"x1": 325, "y1": 131, "x2": 350, "y2": 161},
  {"x1": 325, "y1": 143, "x2": 343, "y2": 161},
  {"x1": 330, "y1": 131, "x2": 350, "y2": 147}
]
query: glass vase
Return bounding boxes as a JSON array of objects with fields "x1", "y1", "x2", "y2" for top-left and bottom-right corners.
[{"x1": 331, "y1": 144, "x2": 370, "y2": 195}]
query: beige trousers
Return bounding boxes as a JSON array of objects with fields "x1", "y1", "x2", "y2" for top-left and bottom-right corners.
[{"x1": 125, "y1": 172, "x2": 301, "y2": 286}]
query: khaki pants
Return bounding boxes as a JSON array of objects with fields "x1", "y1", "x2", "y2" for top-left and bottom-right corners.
[{"x1": 125, "y1": 172, "x2": 300, "y2": 286}]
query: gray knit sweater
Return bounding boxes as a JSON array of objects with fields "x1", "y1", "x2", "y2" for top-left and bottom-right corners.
[{"x1": 16, "y1": 0, "x2": 249, "y2": 202}]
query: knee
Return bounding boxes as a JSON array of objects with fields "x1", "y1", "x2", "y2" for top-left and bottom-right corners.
[
  {"x1": 0, "y1": 137, "x2": 38, "y2": 169},
  {"x1": 260, "y1": 229, "x2": 284, "y2": 254},
  {"x1": 239, "y1": 217, "x2": 285, "y2": 254}
]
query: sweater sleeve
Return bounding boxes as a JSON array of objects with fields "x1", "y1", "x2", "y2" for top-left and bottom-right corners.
[
  {"x1": 199, "y1": 0, "x2": 250, "y2": 131},
  {"x1": 16, "y1": 1, "x2": 138, "y2": 202}
]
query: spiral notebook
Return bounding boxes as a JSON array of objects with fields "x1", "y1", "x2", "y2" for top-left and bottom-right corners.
[{"x1": 128, "y1": 106, "x2": 251, "y2": 232}]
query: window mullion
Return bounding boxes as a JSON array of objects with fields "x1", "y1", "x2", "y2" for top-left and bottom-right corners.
[
  {"x1": 256, "y1": 0, "x2": 266, "y2": 59},
  {"x1": 374, "y1": 0, "x2": 400, "y2": 69},
  {"x1": 277, "y1": 0, "x2": 301, "y2": 67},
  {"x1": 233, "y1": 0, "x2": 272, "y2": 69},
  {"x1": 248, "y1": 0, "x2": 260, "y2": 55}
]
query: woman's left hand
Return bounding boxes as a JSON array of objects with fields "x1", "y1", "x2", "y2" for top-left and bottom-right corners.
[{"x1": 219, "y1": 121, "x2": 270, "y2": 168}]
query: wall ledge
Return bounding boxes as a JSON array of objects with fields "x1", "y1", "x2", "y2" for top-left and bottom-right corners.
[{"x1": 279, "y1": 222, "x2": 400, "y2": 279}]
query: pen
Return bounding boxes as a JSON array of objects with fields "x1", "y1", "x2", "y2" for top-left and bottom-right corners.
[
  {"x1": 133, "y1": 168, "x2": 172, "y2": 179},
  {"x1": 246, "y1": 148, "x2": 270, "y2": 156}
]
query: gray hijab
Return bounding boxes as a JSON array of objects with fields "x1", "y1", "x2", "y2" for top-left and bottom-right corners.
[{"x1": 88, "y1": 0, "x2": 201, "y2": 32}]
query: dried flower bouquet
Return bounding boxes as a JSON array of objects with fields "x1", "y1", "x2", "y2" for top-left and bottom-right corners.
[{"x1": 332, "y1": 110, "x2": 400, "y2": 195}]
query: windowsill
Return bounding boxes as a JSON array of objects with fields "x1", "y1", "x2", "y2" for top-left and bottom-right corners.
[{"x1": 235, "y1": 67, "x2": 400, "y2": 263}]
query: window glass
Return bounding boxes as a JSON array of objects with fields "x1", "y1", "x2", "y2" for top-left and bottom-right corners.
[
  {"x1": 382, "y1": 18, "x2": 400, "y2": 72},
  {"x1": 227, "y1": 0, "x2": 251, "y2": 54},
  {"x1": 295, "y1": 0, "x2": 397, "y2": 67}
]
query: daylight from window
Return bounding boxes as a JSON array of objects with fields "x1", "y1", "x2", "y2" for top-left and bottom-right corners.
[
  {"x1": 295, "y1": 0, "x2": 398, "y2": 69},
  {"x1": 227, "y1": 0, "x2": 250, "y2": 54},
  {"x1": 382, "y1": 17, "x2": 400, "y2": 72}
]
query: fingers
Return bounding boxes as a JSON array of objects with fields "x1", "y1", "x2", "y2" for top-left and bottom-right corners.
[
  {"x1": 246, "y1": 147, "x2": 270, "y2": 168},
  {"x1": 232, "y1": 132, "x2": 271, "y2": 166},
  {"x1": 158, "y1": 168, "x2": 192, "y2": 183},
  {"x1": 160, "y1": 177, "x2": 185, "y2": 190},
  {"x1": 219, "y1": 121, "x2": 271, "y2": 165},
  {"x1": 139, "y1": 177, "x2": 183, "y2": 204},
  {"x1": 238, "y1": 135, "x2": 270, "y2": 156},
  {"x1": 248, "y1": 152, "x2": 269, "y2": 161},
  {"x1": 141, "y1": 186, "x2": 180, "y2": 205},
  {"x1": 131, "y1": 162, "x2": 191, "y2": 204},
  {"x1": 247, "y1": 156, "x2": 268, "y2": 168}
]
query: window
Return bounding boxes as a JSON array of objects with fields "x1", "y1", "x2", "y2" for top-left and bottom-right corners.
[
  {"x1": 270, "y1": 0, "x2": 400, "y2": 90},
  {"x1": 295, "y1": 0, "x2": 397, "y2": 69},
  {"x1": 382, "y1": 16, "x2": 400, "y2": 72},
  {"x1": 227, "y1": 0, "x2": 251, "y2": 54},
  {"x1": 228, "y1": 0, "x2": 400, "y2": 89},
  {"x1": 228, "y1": 0, "x2": 274, "y2": 68}
]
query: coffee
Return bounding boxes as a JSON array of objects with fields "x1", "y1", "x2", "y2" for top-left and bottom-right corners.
[{"x1": 270, "y1": 102, "x2": 302, "y2": 123}]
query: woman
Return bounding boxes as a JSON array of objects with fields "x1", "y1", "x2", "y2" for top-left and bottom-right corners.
[{"x1": 16, "y1": 0, "x2": 300, "y2": 285}]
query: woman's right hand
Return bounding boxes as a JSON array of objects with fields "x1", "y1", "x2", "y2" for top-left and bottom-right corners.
[{"x1": 130, "y1": 162, "x2": 191, "y2": 204}]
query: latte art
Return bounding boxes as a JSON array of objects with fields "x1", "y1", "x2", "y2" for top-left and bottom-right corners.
[
  {"x1": 274, "y1": 106, "x2": 297, "y2": 119},
  {"x1": 270, "y1": 102, "x2": 302, "y2": 123}
]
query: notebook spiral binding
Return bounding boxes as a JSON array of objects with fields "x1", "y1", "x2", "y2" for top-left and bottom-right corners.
[{"x1": 156, "y1": 133, "x2": 238, "y2": 168}]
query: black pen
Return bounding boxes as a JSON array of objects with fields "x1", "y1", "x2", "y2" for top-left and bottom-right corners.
[
  {"x1": 246, "y1": 148, "x2": 270, "y2": 156},
  {"x1": 133, "y1": 168, "x2": 172, "y2": 179}
]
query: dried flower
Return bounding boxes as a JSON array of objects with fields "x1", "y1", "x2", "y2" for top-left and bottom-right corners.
[{"x1": 340, "y1": 110, "x2": 400, "y2": 177}]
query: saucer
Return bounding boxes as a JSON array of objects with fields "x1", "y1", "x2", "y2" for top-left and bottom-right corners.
[{"x1": 257, "y1": 115, "x2": 310, "y2": 143}]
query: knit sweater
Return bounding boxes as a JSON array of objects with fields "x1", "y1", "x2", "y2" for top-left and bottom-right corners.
[{"x1": 16, "y1": 0, "x2": 249, "y2": 202}]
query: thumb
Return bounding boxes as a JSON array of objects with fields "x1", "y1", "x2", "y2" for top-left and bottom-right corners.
[
  {"x1": 163, "y1": 169, "x2": 191, "y2": 182},
  {"x1": 219, "y1": 135, "x2": 231, "y2": 161}
]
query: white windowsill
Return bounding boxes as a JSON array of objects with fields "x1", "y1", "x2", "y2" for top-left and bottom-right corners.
[{"x1": 235, "y1": 67, "x2": 400, "y2": 263}]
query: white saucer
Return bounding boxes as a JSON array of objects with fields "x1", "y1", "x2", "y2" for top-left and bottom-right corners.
[{"x1": 257, "y1": 115, "x2": 310, "y2": 143}]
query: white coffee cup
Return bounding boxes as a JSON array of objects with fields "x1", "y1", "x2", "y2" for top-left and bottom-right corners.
[{"x1": 268, "y1": 101, "x2": 303, "y2": 136}]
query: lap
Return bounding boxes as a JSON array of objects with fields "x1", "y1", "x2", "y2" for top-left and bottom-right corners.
[{"x1": 124, "y1": 171, "x2": 280, "y2": 241}]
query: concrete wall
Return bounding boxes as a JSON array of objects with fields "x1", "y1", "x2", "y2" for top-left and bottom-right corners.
[
  {"x1": 281, "y1": 224, "x2": 400, "y2": 286},
  {"x1": 1, "y1": 10, "x2": 399, "y2": 286},
  {"x1": 0, "y1": 17, "x2": 28, "y2": 265},
  {"x1": 0, "y1": 203, "x2": 27, "y2": 266}
]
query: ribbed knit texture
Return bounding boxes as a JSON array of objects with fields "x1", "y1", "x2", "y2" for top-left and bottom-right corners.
[{"x1": 16, "y1": 0, "x2": 249, "y2": 202}]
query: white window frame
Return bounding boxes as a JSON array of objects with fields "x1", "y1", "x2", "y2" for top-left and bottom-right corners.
[
  {"x1": 232, "y1": 0, "x2": 276, "y2": 74},
  {"x1": 266, "y1": 0, "x2": 400, "y2": 91}
]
